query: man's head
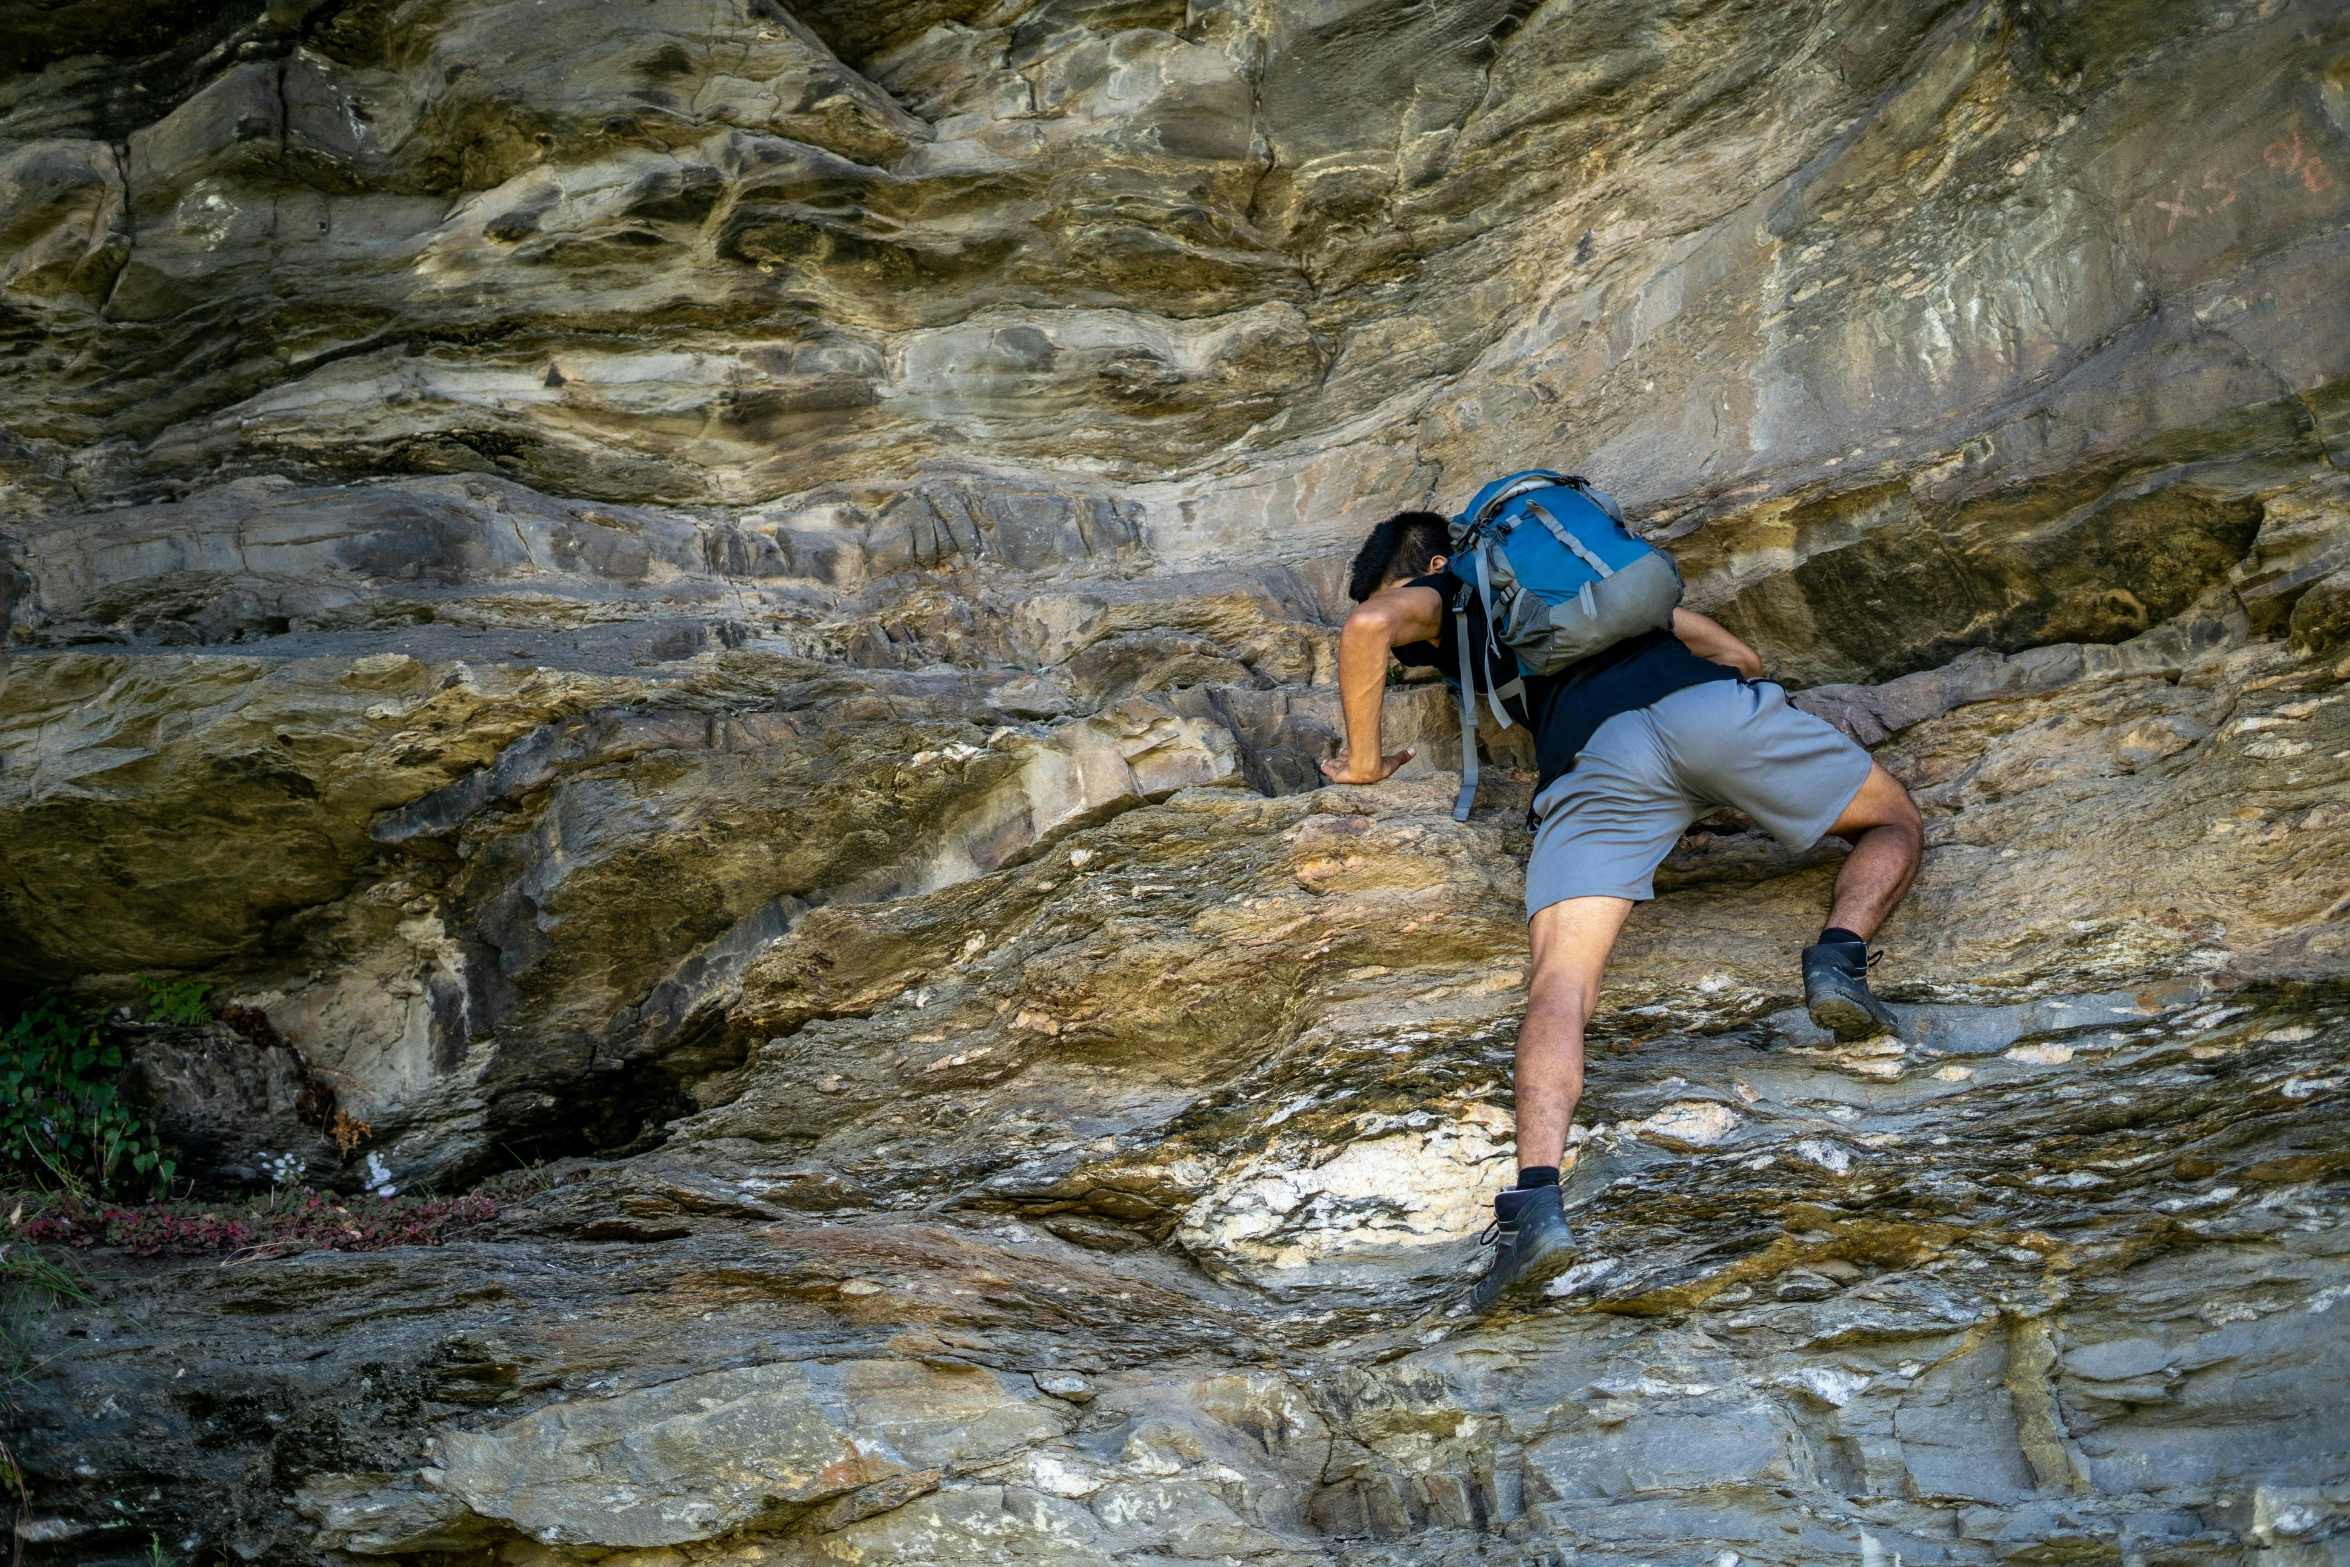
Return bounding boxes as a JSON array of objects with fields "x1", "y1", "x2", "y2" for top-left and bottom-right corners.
[{"x1": 1346, "y1": 510, "x2": 1451, "y2": 602}]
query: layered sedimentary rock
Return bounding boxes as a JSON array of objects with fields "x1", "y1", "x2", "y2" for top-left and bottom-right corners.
[
  {"x1": 34, "y1": 984, "x2": 2350, "y2": 1566},
  {"x1": 5, "y1": 0, "x2": 2350, "y2": 1563}
]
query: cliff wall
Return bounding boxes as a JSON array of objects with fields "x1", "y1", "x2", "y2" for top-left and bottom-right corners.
[{"x1": 3, "y1": 2, "x2": 2348, "y2": 1562}]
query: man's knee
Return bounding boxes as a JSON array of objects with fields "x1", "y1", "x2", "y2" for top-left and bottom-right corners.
[
  {"x1": 1866, "y1": 795, "x2": 1923, "y2": 844},
  {"x1": 1883, "y1": 777, "x2": 1923, "y2": 834},
  {"x1": 1876, "y1": 784, "x2": 1923, "y2": 846},
  {"x1": 1831, "y1": 763, "x2": 1921, "y2": 840},
  {"x1": 1523, "y1": 894, "x2": 1632, "y2": 1026},
  {"x1": 1523, "y1": 965, "x2": 1600, "y2": 1022}
]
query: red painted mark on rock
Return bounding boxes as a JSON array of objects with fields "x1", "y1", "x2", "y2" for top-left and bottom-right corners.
[
  {"x1": 2158, "y1": 118, "x2": 2336, "y2": 232},
  {"x1": 2157, "y1": 168, "x2": 2245, "y2": 230},
  {"x1": 2265, "y1": 124, "x2": 2335, "y2": 193},
  {"x1": 2157, "y1": 183, "x2": 2200, "y2": 232}
]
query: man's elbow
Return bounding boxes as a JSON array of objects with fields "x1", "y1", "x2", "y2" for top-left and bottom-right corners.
[{"x1": 1341, "y1": 602, "x2": 1398, "y2": 645}]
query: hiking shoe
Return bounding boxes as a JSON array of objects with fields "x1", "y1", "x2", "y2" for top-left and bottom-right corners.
[
  {"x1": 1468, "y1": 1184, "x2": 1577, "y2": 1312},
  {"x1": 1803, "y1": 939, "x2": 1898, "y2": 1041}
]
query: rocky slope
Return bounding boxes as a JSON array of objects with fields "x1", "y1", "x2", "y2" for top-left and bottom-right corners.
[{"x1": 4, "y1": 0, "x2": 2349, "y2": 1563}]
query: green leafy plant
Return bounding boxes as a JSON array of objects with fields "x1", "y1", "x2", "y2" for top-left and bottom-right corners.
[
  {"x1": 0, "y1": 998, "x2": 175, "y2": 1197},
  {"x1": 137, "y1": 976, "x2": 211, "y2": 1027}
]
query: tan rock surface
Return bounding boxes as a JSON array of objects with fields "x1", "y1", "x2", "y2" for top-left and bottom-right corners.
[{"x1": 4, "y1": 1, "x2": 2349, "y2": 1564}]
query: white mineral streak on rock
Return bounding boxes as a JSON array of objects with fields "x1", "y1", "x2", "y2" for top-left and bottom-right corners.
[
  {"x1": 1017, "y1": 1451, "x2": 1109, "y2": 1498},
  {"x1": 1177, "y1": 1107, "x2": 1514, "y2": 1277},
  {"x1": 1589, "y1": 1375, "x2": 1719, "y2": 1400},
  {"x1": 2006, "y1": 1043, "x2": 2077, "y2": 1066},
  {"x1": 1547, "y1": 1257, "x2": 1623, "y2": 1297},
  {"x1": 2158, "y1": 1186, "x2": 2239, "y2": 1212},
  {"x1": 2249, "y1": 1486, "x2": 2342, "y2": 1546},
  {"x1": 1785, "y1": 1366, "x2": 1874, "y2": 1407},
  {"x1": 1793, "y1": 1140, "x2": 1856, "y2": 1176},
  {"x1": 1630, "y1": 1100, "x2": 1743, "y2": 1148}
]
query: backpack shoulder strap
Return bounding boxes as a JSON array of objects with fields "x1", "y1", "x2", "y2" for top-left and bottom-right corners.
[
  {"x1": 1464, "y1": 542, "x2": 1514, "y2": 731},
  {"x1": 1560, "y1": 474, "x2": 1626, "y2": 525},
  {"x1": 1452, "y1": 597, "x2": 1479, "y2": 822}
]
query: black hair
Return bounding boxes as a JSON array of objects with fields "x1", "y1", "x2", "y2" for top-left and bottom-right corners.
[{"x1": 1345, "y1": 510, "x2": 1452, "y2": 602}]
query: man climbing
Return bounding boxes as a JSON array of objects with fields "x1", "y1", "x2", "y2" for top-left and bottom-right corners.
[{"x1": 1320, "y1": 509, "x2": 1922, "y2": 1310}]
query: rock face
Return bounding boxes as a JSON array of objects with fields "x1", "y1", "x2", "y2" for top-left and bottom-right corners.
[{"x1": 4, "y1": 1, "x2": 2349, "y2": 1563}]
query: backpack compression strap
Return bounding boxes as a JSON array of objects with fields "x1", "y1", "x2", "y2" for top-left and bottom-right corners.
[
  {"x1": 1453, "y1": 597, "x2": 1480, "y2": 822},
  {"x1": 1521, "y1": 498, "x2": 1616, "y2": 579}
]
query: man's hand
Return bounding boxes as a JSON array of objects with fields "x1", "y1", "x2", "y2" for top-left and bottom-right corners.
[
  {"x1": 1671, "y1": 608, "x2": 1763, "y2": 679},
  {"x1": 1320, "y1": 746, "x2": 1416, "y2": 786}
]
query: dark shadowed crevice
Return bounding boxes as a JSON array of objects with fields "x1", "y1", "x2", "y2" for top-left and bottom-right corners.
[
  {"x1": 0, "y1": 0, "x2": 318, "y2": 142},
  {"x1": 0, "y1": 0, "x2": 248, "y2": 77},
  {"x1": 783, "y1": 0, "x2": 1008, "y2": 70},
  {"x1": 787, "y1": 0, "x2": 1191, "y2": 71},
  {"x1": 480, "y1": 1059, "x2": 695, "y2": 1173}
]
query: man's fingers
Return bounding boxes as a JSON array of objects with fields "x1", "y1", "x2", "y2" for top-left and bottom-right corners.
[{"x1": 1320, "y1": 746, "x2": 1416, "y2": 785}]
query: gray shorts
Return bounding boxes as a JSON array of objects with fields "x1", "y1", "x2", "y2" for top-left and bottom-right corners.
[{"x1": 1525, "y1": 679, "x2": 1873, "y2": 917}]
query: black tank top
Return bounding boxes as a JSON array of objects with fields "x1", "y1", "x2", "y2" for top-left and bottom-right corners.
[{"x1": 1387, "y1": 569, "x2": 1739, "y2": 794}]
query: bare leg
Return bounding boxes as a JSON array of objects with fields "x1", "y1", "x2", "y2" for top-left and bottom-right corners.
[
  {"x1": 1516, "y1": 896, "x2": 1635, "y2": 1170},
  {"x1": 1822, "y1": 763, "x2": 1922, "y2": 939}
]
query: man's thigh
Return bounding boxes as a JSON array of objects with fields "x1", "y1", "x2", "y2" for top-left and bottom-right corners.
[
  {"x1": 1527, "y1": 896, "x2": 1635, "y2": 1015},
  {"x1": 1525, "y1": 709, "x2": 1695, "y2": 915}
]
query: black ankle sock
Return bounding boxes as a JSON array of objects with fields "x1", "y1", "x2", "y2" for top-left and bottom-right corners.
[
  {"x1": 1818, "y1": 926, "x2": 1868, "y2": 949},
  {"x1": 1516, "y1": 1166, "x2": 1560, "y2": 1190}
]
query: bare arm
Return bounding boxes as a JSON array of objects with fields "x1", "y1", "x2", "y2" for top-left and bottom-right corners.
[
  {"x1": 1672, "y1": 608, "x2": 1762, "y2": 679},
  {"x1": 1321, "y1": 583, "x2": 1446, "y2": 785}
]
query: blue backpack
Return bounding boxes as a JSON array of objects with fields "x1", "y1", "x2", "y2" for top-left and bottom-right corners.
[{"x1": 1441, "y1": 471, "x2": 1684, "y2": 819}]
